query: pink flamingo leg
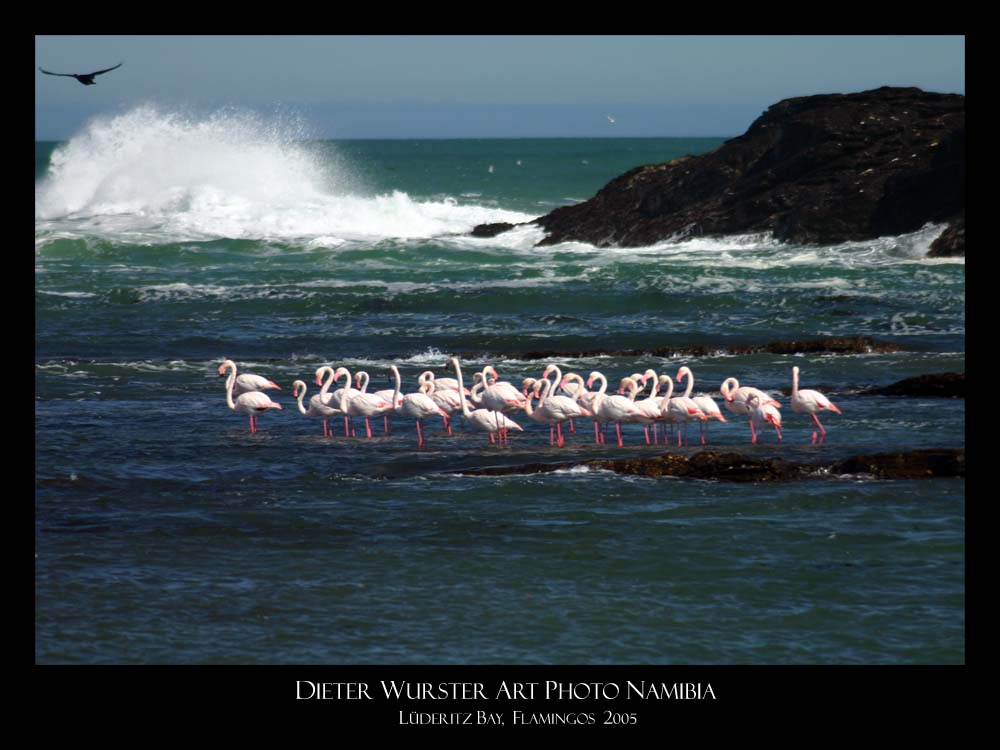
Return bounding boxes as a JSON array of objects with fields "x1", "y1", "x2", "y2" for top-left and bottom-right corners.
[
  {"x1": 489, "y1": 433, "x2": 496, "y2": 446},
  {"x1": 549, "y1": 425, "x2": 555, "y2": 446},
  {"x1": 750, "y1": 418, "x2": 757, "y2": 445},
  {"x1": 384, "y1": 415, "x2": 390, "y2": 434},
  {"x1": 615, "y1": 421, "x2": 624, "y2": 447},
  {"x1": 594, "y1": 421, "x2": 600, "y2": 444},
  {"x1": 557, "y1": 422, "x2": 564, "y2": 448},
  {"x1": 569, "y1": 419, "x2": 575, "y2": 433},
  {"x1": 415, "y1": 419, "x2": 424, "y2": 448},
  {"x1": 365, "y1": 417, "x2": 373, "y2": 439}
]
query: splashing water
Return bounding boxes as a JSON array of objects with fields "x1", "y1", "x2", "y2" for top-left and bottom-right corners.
[{"x1": 35, "y1": 105, "x2": 534, "y2": 243}]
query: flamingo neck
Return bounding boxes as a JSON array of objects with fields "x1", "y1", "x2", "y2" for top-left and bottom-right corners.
[
  {"x1": 792, "y1": 367, "x2": 800, "y2": 397},
  {"x1": 660, "y1": 377, "x2": 674, "y2": 401},
  {"x1": 681, "y1": 368, "x2": 694, "y2": 399},
  {"x1": 225, "y1": 368, "x2": 237, "y2": 410},
  {"x1": 562, "y1": 373, "x2": 585, "y2": 402},
  {"x1": 318, "y1": 367, "x2": 336, "y2": 398},
  {"x1": 546, "y1": 364, "x2": 563, "y2": 394},
  {"x1": 294, "y1": 382, "x2": 308, "y2": 414},
  {"x1": 357, "y1": 372, "x2": 369, "y2": 393},
  {"x1": 451, "y1": 359, "x2": 475, "y2": 417},
  {"x1": 391, "y1": 366, "x2": 402, "y2": 408},
  {"x1": 626, "y1": 379, "x2": 640, "y2": 401},
  {"x1": 338, "y1": 368, "x2": 353, "y2": 411},
  {"x1": 721, "y1": 377, "x2": 739, "y2": 400}
]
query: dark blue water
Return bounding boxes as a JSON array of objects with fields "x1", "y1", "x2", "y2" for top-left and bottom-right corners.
[{"x1": 35, "y1": 110, "x2": 964, "y2": 664}]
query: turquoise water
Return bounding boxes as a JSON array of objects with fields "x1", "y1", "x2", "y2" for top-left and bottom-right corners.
[{"x1": 35, "y1": 107, "x2": 964, "y2": 664}]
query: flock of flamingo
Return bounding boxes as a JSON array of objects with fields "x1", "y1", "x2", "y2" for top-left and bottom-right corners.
[{"x1": 218, "y1": 358, "x2": 842, "y2": 447}]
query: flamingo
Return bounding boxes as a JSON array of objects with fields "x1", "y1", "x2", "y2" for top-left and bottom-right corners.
[
  {"x1": 355, "y1": 370, "x2": 403, "y2": 434},
  {"x1": 660, "y1": 375, "x2": 708, "y2": 448},
  {"x1": 720, "y1": 377, "x2": 780, "y2": 415},
  {"x1": 660, "y1": 369, "x2": 707, "y2": 447},
  {"x1": 747, "y1": 394, "x2": 782, "y2": 444},
  {"x1": 291, "y1": 380, "x2": 338, "y2": 436},
  {"x1": 418, "y1": 371, "x2": 464, "y2": 435},
  {"x1": 479, "y1": 365, "x2": 527, "y2": 443},
  {"x1": 676, "y1": 366, "x2": 727, "y2": 445},
  {"x1": 620, "y1": 376, "x2": 664, "y2": 445},
  {"x1": 313, "y1": 365, "x2": 347, "y2": 434},
  {"x1": 720, "y1": 377, "x2": 780, "y2": 442},
  {"x1": 791, "y1": 366, "x2": 842, "y2": 444},
  {"x1": 334, "y1": 367, "x2": 392, "y2": 438},
  {"x1": 528, "y1": 378, "x2": 591, "y2": 447},
  {"x1": 586, "y1": 371, "x2": 643, "y2": 447},
  {"x1": 221, "y1": 361, "x2": 281, "y2": 433},
  {"x1": 542, "y1": 363, "x2": 588, "y2": 434},
  {"x1": 391, "y1": 365, "x2": 448, "y2": 448},
  {"x1": 217, "y1": 359, "x2": 282, "y2": 396},
  {"x1": 447, "y1": 357, "x2": 523, "y2": 446},
  {"x1": 560, "y1": 372, "x2": 600, "y2": 442},
  {"x1": 313, "y1": 365, "x2": 359, "y2": 436}
]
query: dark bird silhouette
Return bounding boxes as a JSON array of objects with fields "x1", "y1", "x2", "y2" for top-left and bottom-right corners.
[{"x1": 39, "y1": 62, "x2": 123, "y2": 85}]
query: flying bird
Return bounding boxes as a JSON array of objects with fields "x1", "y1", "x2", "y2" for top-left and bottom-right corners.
[
  {"x1": 39, "y1": 62, "x2": 123, "y2": 85},
  {"x1": 607, "y1": 114, "x2": 616, "y2": 124}
]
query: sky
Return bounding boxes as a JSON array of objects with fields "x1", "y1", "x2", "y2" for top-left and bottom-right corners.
[{"x1": 35, "y1": 35, "x2": 965, "y2": 140}]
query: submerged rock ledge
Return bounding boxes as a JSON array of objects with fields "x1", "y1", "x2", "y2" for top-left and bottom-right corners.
[
  {"x1": 863, "y1": 372, "x2": 965, "y2": 398},
  {"x1": 455, "y1": 448, "x2": 964, "y2": 483},
  {"x1": 439, "y1": 336, "x2": 901, "y2": 361}
]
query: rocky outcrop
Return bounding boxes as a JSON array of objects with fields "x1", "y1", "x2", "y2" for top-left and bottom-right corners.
[
  {"x1": 864, "y1": 372, "x2": 965, "y2": 398},
  {"x1": 470, "y1": 222, "x2": 516, "y2": 238},
  {"x1": 439, "y1": 336, "x2": 901, "y2": 362},
  {"x1": 928, "y1": 215, "x2": 965, "y2": 257},
  {"x1": 527, "y1": 87, "x2": 964, "y2": 249},
  {"x1": 455, "y1": 448, "x2": 965, "y2": 483}
]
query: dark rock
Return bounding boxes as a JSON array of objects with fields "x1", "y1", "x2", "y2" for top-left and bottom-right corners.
[
  {"x1": 452, "y1": 448, "x2": 964, "y2": 483},
  {"x1": 865, "y1": 372, "x2": 965, "y2": 398},
  {"x1": 445, "y1": 336, "x2": 899, "y2": 362},
  {"x1": 927, "y1": 215, "x2": 965, "y2": 257},
  {"x1": 829, "y1": 449, "x2": 964, "y2": 479},
  {"x1": 730, "y1": 336, "x2": 900, "y2": 355},
  {"x1": 533, "y1": 87, "x2": 964, "y2": 248},
  {"x1": 470, "y1": 222, "x2": 517, "y2": 238}
]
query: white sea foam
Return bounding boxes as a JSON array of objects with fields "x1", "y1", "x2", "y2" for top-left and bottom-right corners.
[{"x1": 35, "y1": 106, "x2": 536, "y2": 244}]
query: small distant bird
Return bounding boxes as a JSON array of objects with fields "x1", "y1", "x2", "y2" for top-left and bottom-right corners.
[
  {"x1": 39, "y1": 61, "x2": 123, "y2": 86},
  {"x1": 607, "y1": 114, "x2": 616, "y2": 124}
]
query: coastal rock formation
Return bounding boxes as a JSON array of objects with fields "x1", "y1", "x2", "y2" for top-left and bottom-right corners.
[
  {"x1": 470, "y1": 222, "x2": 516, "y2": 238},
  {"x1": 456, "y1": 448, "x2": 965, "y2": 483},
  {"x1": 864, "y1": 372, "x2": 965, "y2": 398},
  {"x1": 525, "y1": 87, "x2": 964, "y2": 250},
  {"x1": 927, "y1": 215, "x2": 965, "y2": 257},
  {"x1": 439, "y1": 335, "x2": 901, "y2": 362}
]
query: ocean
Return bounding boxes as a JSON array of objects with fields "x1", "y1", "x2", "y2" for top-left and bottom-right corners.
[{"x1": 35, "y1": 106, "x2": 964, "y2": 664}]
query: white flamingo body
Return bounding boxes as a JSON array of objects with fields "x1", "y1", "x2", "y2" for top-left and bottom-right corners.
[
  {"x1": 587, "y1": 371, "x2": 642, "y2": 447},
  {"x1": 675, "y1": 367, "x2": 719, "y2": 445},
  {"x1": 218, "y1": 360, "x2": 282, "y2": 396},
  {"x1": 480, "y1": 370, "x2": 527, "y2": 414},
  {"x1": 791, "y1": 366, "x2": 842, "y2": 443},
  {"x1": 448, "y1": 358, "x2": 523, "y2": 445},
  {"x1": 391, "y1": 365, "x2": 448, "y2": 447},
  {"x1": 292, "y1": 379, "x2": 338, "y2": 436},
  {"x1": 747, "y1": 394, "x2": 783, "y2": 444},
  {"x1": 621, "y1": 377, "x2": 664, "y2": 445},
  {"x1": 418, "y1": 372, "x2": 464, "y2": 435},
  {"x1": 528, "y1": 380, "x2": 589, "y2": 447},
  {"x1": 720, "y1": 377, "x2": 780, "y2": 416},
  {"x1": 220, "y1": 362, "x2": 281, "y2": 433}
]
